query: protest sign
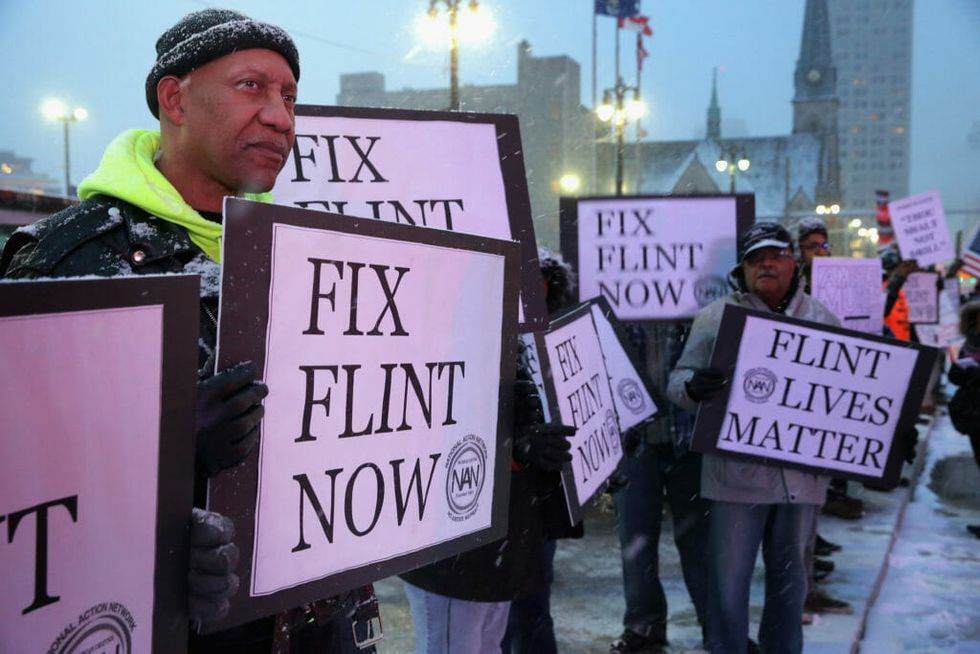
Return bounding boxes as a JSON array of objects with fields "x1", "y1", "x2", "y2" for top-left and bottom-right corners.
[
  {"x1": 915, "y1": 279, "x2": 962, "y2": 352},
  {"x1": 533, "y1": 303, "x2": 623, "y2": 523},
  {"x1": 208, "y1": 198, "x2": 520, "y2": 629},
  {"x1": 889, "y1": 191, "x2": 955, "y2": 267},
  {"x1": 0, "y1": 276, "x2": 198, "y2": 654},
  {"x1": 559, "y1": 194, "x2": 754, "y2": 320},
  {"x1": 691, "y1": 304, "x2": 938, "y2": 488},
  {"x1": 904, "y1": 271, "x2": 940, "y2": 324},
  {"x1": 588, "y1": 296, "x2": 662, "y2": 432},
  {"x1": 811, "y1": 257, "x2": 884, "y2": 333},
  {"x1": 273, "y1": 105, "x2": 546, "y2": 330}
]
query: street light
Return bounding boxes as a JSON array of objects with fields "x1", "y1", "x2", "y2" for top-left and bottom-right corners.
[
  {"x1": 596, "y1": 77, "x2": 645, "y2": 196},
  {"x1": 42, "y1": 98, "x2": 87, "y2": 197},
  {"x1": 418, "y1": 1, "x2": 494, "y2": 111},
  {"x1": 558, "y1": 173, "x2": 581, "y2": 194},
  {"x1": 714, "y1": 145, "x2": 750, "y2": 194},
  {"x1": 816, "y1": 203, "x2": 841, "y2": 215}
]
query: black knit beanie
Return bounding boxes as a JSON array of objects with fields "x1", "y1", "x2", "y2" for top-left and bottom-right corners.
[{"x1": 146, "y1": 9, "x2": 300, "y2": 118}]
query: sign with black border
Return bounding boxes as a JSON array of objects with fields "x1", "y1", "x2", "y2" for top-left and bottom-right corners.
[
  {"x1": 0, "y1": 275, "x2": 198, "y2": 654},
  {"x1": 273, "y1": 104, "x2": 546, "y2": 331},
  {"x1": 207, "y1": 198, "x2": 519, "y2": 631},
  {"x1": 904, "y1": 271, "x2": 940, "y2": 324},
  {"x1": 559, "y1": 194, "x2": 755, "y2": 321},
  {"x1": 691, "y1": 304, "x2": 938, "y2": 489},
  {"x1": 532, "y1": 302, "x2": 623, "y2": 523}
]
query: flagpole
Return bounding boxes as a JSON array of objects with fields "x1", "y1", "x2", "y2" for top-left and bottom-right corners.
[
  {"x1": 614, "y1": 19, "x2": 620, "y2": 82},
  {"x1": 591, "y1": 8, "x2": 597, "y2": 194},
  {"x1": 635, "y1": 32, "x2": 643, "y2": 194}
]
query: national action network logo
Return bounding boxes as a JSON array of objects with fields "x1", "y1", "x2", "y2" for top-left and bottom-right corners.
[
  {"x1": 445, "y1": 434, "x2": 487, "y2": 522},
  {"x1": 48, "y1": 600, "x2": 135, "y2": 654}
]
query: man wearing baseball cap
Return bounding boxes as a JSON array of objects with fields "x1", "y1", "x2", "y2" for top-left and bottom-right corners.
[
  {"x1": 2, "y1": 9, "x2": 376, "y2": 653},
  {"x1": 667, "y1": 222, "x2": 839, "y2": 653}
]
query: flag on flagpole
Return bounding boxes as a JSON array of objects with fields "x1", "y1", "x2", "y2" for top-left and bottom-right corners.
[
  {"x1": 595, "y1": 0, "x2": 640, "y2": 18},
  {"x1": 962, "y1": 225, "x2": 980, "y2": 279},
  {"x1": 618, "y1": 14, "x2": 653, "y2": 37},
  {"x1": 637, "y1": 33, "x2": 649, "y2": 71}
]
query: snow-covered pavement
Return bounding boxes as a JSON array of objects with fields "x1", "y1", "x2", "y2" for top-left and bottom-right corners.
[{"x1": 374, "y1": 407, "x2": 980, "y2": 652}]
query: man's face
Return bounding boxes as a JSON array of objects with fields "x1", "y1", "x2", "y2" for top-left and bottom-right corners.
[
  {"x1": 742, "y1": 246, "x2": 796, "y2": 305},
  {"x1": 179, "y1": 48, "x2": 297, "y2": 195},
  {"x1": 799, "y1": 233, "x2": 831, "y2": 266}
]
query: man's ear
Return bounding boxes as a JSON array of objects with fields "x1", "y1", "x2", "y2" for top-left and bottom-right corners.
[{"x1": 157, "y1": 76, "x2": 186, "y2": 125}]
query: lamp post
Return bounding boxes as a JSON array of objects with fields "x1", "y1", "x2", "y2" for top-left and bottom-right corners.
[
  {"x1": 42, "y1": 99, "x2": 87, "y2": 197},
  {"x1": 420, "y1": 0, "x2": 494, "y2": 111},
  {"x1": 596, "y1": 77, "x2": 645, "y2": 196},
  {"x1": 714, "y1": 145, "x2": 750, "y2": 194}
]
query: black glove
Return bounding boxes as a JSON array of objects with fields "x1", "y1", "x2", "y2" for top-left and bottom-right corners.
[
  {"x1": 196, "y1": 361, "x2": 268, "y2": 476},
  {"x1": 514, "y1": 423, "x2": 576, "y2": 471},
  {"x1": 622, "y1": 425, "x2": 645, "y2": 457},
  {"x1": 684, "y1": 367, "x2": 728, "y2": 402},
  {"x1": 903, "y1": 426, "x2": 919, "y2": 465},
  {"x1": 188, "y1": 508, "x2": 240, "y2": 626},
  {"x1": 513, "y1": 379, "x2": 545, "y2": 429}
]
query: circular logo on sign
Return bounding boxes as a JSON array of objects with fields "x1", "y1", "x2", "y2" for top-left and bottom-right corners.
[
  {"x1": 693, "y1": 275, "x2": 728, "y2": 308},
  {"x1": 445, "y1": 434, "x2": 487, "y2": 522},
  {"x1": 605, "y1": 409, "x2": 622, "y2": 454},
  {"x1": 49, "y1": 601, "x2": 135, "y2": 654},
  {"x1": 617, "y1": 379, "x2": 647, "y2": 415},
  {"x1": 742, "y1": 367, "x2": 778, "y2": 404}
]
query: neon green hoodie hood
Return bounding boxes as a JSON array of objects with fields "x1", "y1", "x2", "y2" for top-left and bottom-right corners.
[{"x1": 77, "y1": 129, "x2": 272, "y2": 262}]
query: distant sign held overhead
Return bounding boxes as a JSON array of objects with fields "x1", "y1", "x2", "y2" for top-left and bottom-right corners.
[
  {"x1": 560, "y1": 194, "x2": 754, "y2": 321},
  {"x1": 889, "y1": 191, "x2": 955, "y2": 267},
  {"x1": 811, "y1": 257, "x2": 883, "y2": 334}
]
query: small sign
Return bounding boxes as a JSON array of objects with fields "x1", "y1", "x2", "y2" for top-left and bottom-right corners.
[
  {"x1": 533, "y1": 303, "x2": 623, "y2": 523},
  {"x1": 904, "y1": 271, "x2": 940, "y2": 324},
  {"x1": 691, "y1": 304, "x2": 938, "y2": 488},
  {"x1": 889, "y1": 191, "x2": 955, "y2": 267},
  {"x1": 208, "y1": 198, "x2": 520, "y2": 630},
  {"x1": 560, "y1": 194, "x2": 754, "y2": 321},
  {"x1": 811, "y1": 257, "x2": 884, "y2": 334},
  {"x1": 0, "y1": 276, "x2": 198, "y2": 654}
]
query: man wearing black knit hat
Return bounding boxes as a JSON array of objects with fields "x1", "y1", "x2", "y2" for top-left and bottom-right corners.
[{"x1": 2, "y1": 9, "x2": 374, "y2": 654}]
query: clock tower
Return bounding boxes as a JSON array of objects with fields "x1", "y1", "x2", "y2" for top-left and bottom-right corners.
[{"x1": 793, "y1": 0, "x2": 841, "y2": 204}]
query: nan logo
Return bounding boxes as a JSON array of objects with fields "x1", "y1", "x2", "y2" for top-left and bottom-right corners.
[
  {"x1": 617, "y1": 378, "x2": 647, "y2": 415},
  {"x1": 693, "y1": 275, "x2": 728, "y2": 308},
  {"x1": 445, "y1": 434, "x2": 488, "y2": 522},
  {"x1": 49, "y1": 600, "x2": 136, "y2": 654},
  {"x1": 742, "y1": 367, "x2": 778, "y2": 404}
]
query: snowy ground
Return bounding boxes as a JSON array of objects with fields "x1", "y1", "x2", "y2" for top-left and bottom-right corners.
[{"x1": 373, "y1": 408, "x2": 980, "y2": 653}]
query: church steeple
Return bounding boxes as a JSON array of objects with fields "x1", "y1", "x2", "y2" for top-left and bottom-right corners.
[
  {"x1": 706, "y1": 67, "x2": 721, "y2": 140},
  {"x1": 794, "y1": 0, "x2": 837, "y2": 104}
]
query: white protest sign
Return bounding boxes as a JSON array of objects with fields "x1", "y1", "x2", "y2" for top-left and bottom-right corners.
[
  {"x1": 811, "y1": 257, "x2": 884, "y2": 334},
  {"x1": 273, "y1": 105, "x2": 546, "y2": 329},
  {"x1": 210, "y1": 199, "x2": 519, "y2": 628},
  {"x1": 0, "y1": 276, "x2": 198, "y2": 654},
  {"x1": 692, "y1": 305, "x2": 937, "y2": 487},
  {"x1": 915, "y1": 280, "x2": 962, "y2": 349},
  {"x1": 904, "y1": 271, "x2": 940, "y2": 324},
  {"x1": 589, "y1": 300, "x2": 660, "y2": 432},
  {"x1": 889, "y1": 191, "x2": 955, "y2": 266},
  {"x1": 560, "y1": 194, "x2": 753, "y2": 320},
  {"x1": 537, "y1": 306, "x2": 623, "y2": 522}
]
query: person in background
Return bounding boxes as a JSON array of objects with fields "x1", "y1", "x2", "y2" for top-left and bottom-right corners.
[{"x1": 947, "y1": 300, "x2": 980, "y2": 539}]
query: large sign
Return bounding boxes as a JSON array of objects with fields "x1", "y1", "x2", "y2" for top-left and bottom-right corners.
[
  {"x1": 0, "y1": 276, "x2": 198, "y2": 654},
  {"x1": 889, "y1": 191, "x2": 955, "y2": 267},
  {"x1": 810, "y1": 257, "x2": 884, "y2": 334},
  {"x1": 904, "y1": 271, "x2": 940, "y2": 324},
  {"x1": 208, "y1": 199, "x2": 520, "y2": 629},
  {"x1": 533, "y1": 304, "x2": 623, "y2": 522},
  {"x1": 273, "y1": 105, "x2": 546, "y2": 330},
  {"x1": 560, "y1": 194, "x2": 754, "y2": 320},
  {"x1": 691, "y1": 304, "x2": 938, "y2": 488}
]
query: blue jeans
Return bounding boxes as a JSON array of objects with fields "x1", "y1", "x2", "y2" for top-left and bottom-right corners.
[
  {"x1": 613, "y1": 443, "x2": 709, "y2": 641},
  {"x1": 705, "y1": 501, "x2": 816, "y2": 654},
  {"x1": 403, "y1": 582, "x2": 511, "y2": 654}
]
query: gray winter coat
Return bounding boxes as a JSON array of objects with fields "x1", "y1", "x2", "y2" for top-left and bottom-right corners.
[{"x1": 667, "y1": 286, "x2": 839, "y2": 504}]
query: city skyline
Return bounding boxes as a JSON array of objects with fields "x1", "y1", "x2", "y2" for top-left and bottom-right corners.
[{"x1": 2, "y1": 0, "x2": 978, "y2": 212}]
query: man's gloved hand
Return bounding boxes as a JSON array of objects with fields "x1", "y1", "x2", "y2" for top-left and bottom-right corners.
[
  {"x1": 684, "y1": 367, "x2": 728, "y2": 402},
  {"x1": 903, "y1": 426, "x2": 920, "y2": 465},
  {"x1": 188, "y1": 508, "x2": 240, "y2": 627},
  {"x1": 514, "y1": 423, "x2": 576, "y2": 471},
  {"x1": 514, "y1": 379, "x2": 545, "y2": 428},
  {"x1": 196, "y1": 361, "x2": 268, "y2": 476}
]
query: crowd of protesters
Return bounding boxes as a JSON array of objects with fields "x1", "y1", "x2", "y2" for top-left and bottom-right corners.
[{"x1": 4, "y1": 8, "x2": 976, "y2": 654}]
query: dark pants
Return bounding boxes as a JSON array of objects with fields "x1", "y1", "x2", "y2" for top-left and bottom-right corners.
[
  {"x1": 502, "y1": 539, "x2": 558, "y2": 653},
  {"x1": 613, "y1": 443, "x2": 709, "y2": 642}
]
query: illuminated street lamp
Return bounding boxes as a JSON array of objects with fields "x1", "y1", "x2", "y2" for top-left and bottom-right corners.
[
  {"x1": 714, "y1": 145, "x2": 750, "y2": 194},
  {"x1": 816, "y1": 203, "x2": 841, "y2": 215},
  {"x1": 418, "y1": 1, "x2": 495, "y2": 111},
  {"x1": 558, "y1": 173, "x2": 581, "y2": 194},
  {"x1": 596, "y1": 76, "x2": 645, "y2": 196},
  {"x1": 42, "y1": 98, "x2": 87, "y2": 197}
]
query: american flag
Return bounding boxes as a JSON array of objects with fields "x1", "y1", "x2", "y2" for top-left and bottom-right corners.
[{"x1": 962, "y1": 225, "x2": 980, "y2": 279}]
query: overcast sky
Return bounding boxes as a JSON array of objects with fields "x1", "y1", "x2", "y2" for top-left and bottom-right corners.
[{"x1": 2, "y1": 0, "x2": 978, "y2": 210}]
